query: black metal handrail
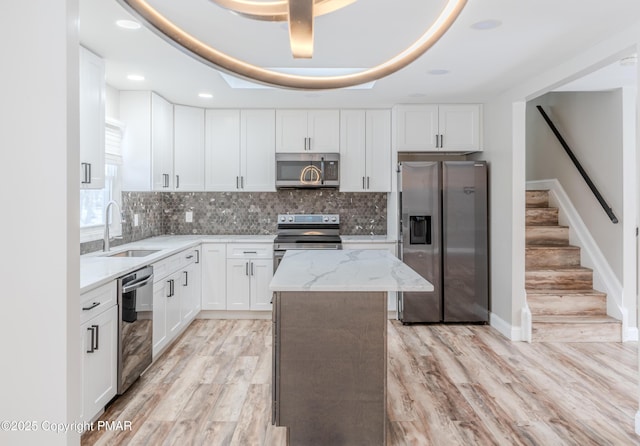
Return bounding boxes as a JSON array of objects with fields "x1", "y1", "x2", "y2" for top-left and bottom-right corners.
[{"x1": 536, "y1": 105, "x2": 618, "y2": 224}]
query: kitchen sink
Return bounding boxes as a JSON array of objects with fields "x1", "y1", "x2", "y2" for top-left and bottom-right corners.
[{"x1": 104, "y1": 249, "x2": 160, "y2": 258}]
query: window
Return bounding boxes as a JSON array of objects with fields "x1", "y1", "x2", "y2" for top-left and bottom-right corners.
[{"x1": 80, "y1": 119, "x2": 124, "y2": 243}]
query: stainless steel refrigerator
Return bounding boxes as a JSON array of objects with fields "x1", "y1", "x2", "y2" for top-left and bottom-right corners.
[{"x1": 398, "y1": 161, "x2": 489, "y2": 323}]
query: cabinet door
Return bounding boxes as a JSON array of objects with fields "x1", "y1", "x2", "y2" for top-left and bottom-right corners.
[
  {"x1": 174, "y1": 105, "x2": 205, "y2": 191},
  {"x1": 365, "y1": 110, "x2": 391, "y2": 192},
  {"x1": 151, "y1": 93, "x2": 174, "y2": 190},
  {"x1": 205, "y1": 109, "x2": 241, "y2": 191},
  {"x1": 438, "y1": 104, "x2": 482, "y2": 151},
  {"x1": 181, "y1": 260, "x2": 201, "y2": 323},
  {"x1": 275, "y1": 110, "x2": 309, "y2": 152},
  {"x1": 80, "y1": 305, "x2": 117, "y2": 422},
  {"x1": 250, "y1": 259, "x2": 273, "y2": 311},
  {"x1": 201, "y1": 244, "x2": 227, "y2": 310},
  {"x1": 339, "y1": 110, "x2": 367, "y2": 192},
  {"x1": 226, "y1": 259, "x2": 251, "y2": 310},
  {"x1": 79, "y1": 46, "x2": 105, "y2": 189},
  {"x1": 241, "y1": 109, "x2": 276, "y2": 191},
  {"x1": 396, "y1": 105, "x2": 438, "y2": 151},
  {"x1": 152, "y1": 279, "x2": 168, "y2": 357},
  {"x1": 166, "y1": 272, "x2": 182, "y2": 339},
  {"x1": 120, "y1": 91, "x2": 152, "y2": 191},
  {"x1": 307, "y1": 110, "x2": 340, "y2": 152}
]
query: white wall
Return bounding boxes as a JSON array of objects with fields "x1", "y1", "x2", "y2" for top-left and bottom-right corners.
[
  {"x1": 526, "y1": 91, "x2": 625, "y2": 281},
  {"x1": 0, "y1": 2, "x2": 80, "y2": 445},
  {"x1": 106, "y1": 84, "x2": 120, "y2": 120}
]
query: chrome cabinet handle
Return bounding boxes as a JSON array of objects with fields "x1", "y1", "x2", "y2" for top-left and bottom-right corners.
[
  {"x1": 367, "y1": 177, "x2": 370, "y2": 189},
  {"x1": 86, "y1": 326, "x2": 95, "y2": 353},
  {"x1": 176, "y1": 175, "x2": 180, "y2": 189},
  {"x1": 183, "y1": 271, "x2": 188, "y2": 287},
  {"x1": 245, "y1": 262, "x2": 249, "y2": 276},
  {"x1": 81, "y1": 163, "x2": 91, "y2": 184},
  {"x1": 196, "y1": 250, "x2": 200, "y2": 264},
  {"x1": 82, "y1": 301, "x2": 100, "y2": 311},
  {"x1": 236, "y1": 176, "x2": 240, "y2": 189},
  {"x1": 241, "y1": 176, "x2": 244, "y2": 189},
  {"x1": 243, "y1": 251, "x2": 257, "y2": 254},
  {"x1": 251, "y1": 262, "x2": 254, "y2": 276}
]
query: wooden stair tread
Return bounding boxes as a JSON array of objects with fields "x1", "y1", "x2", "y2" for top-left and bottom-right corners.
[
  {"x1": 526, "y1": 289, "x2": 605, "y2": 296},
  {"x1": 525, "y1": 266, "x2": 592, "y2": 273},
  {"x1": 533, "y1": 315, "x2": 620, "y2": 324},
  {"x1": 526, "y1": 225, "x2": 569, "y2": 229},
  {"x1": 525, "y1": 245, "x2": 579, "y2": 250}
]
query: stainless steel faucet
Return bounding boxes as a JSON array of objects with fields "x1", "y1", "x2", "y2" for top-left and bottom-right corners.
[{"x1": 103, "y1": 200, "x2": 123, "y2": 252}]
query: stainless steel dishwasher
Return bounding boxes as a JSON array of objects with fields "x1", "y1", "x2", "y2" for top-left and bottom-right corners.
[{"x1": 117, "y1": 266, "x2": 153, "y2": 394}]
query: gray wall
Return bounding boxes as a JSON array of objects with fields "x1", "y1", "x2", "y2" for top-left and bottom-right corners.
[{"x1": 526, "y1": 90, "x2": 624, "y2": 282}]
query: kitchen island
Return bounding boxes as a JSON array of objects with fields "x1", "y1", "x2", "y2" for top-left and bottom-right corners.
[{"x1": 269, "y1": 249, "x2": 432, "y2": 446}]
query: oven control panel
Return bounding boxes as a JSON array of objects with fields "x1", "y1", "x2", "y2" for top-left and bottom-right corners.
[{"x1": 277, "y1": 214, "x2": 339, "y2": 224}]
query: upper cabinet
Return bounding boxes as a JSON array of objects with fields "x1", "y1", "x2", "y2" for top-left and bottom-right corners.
[
  {"x1": 79, "y1": 46, "x2": 105, "y2": 189},
  {"x1": 120, "y1": 91, "x2": 174, "y2": 191},
  {"x1": 276, "y1": 109, "x2": 340, "y2": 152},
  {"x1": 174, "y1": 105, "x2": 205, "y2": 191},
  {"x1": 205, "y1": 109, "x2": 275, "y2": 191},
  {"x1": 395, "y1": 104, "x2": 482, "y2": 152},
  {"x1": 340, "y1": 109, "x2": 391, "y2": 192}
]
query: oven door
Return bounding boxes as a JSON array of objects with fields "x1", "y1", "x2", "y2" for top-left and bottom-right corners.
[{"x1": 273, "y1": 249, "x2": 285, "y2": 273}]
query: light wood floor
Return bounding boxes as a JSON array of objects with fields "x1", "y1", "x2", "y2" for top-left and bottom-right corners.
[{"x1": 82, "y1": 319, "x2": 639, "y2": 445}]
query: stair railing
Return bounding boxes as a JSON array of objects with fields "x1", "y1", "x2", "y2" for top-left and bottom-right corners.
[{"x1": 536, "y1": 105, "x2": 618, "y2": 224}]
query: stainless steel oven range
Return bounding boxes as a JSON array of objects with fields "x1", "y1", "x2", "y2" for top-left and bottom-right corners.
[{"x1": 273, "y1": 214, "x2": 342, "y2": 272}]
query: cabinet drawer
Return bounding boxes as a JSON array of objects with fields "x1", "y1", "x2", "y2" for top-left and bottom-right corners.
[
  {"x1": 227, "y1": 243, "x2": 273, "y2": 259},
  {"x1": 80, "y1": 281, "x2": 116, "y2": 324}
]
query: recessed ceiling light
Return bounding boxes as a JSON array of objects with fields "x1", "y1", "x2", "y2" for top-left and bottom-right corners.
[
  {"x1": 198, "y1": 92, "x2": 213, "y2": 99},
  {"x1": 116, "y1": 19, "x2": 141, "y2": 30},
  {"x1": 471, "y1": 19, "x2": 502, "y2": 30},
  {"x1": 127, "y1": 74, "x2": 145, "y2": 81},
  {"x1": 428, "y1": 69, "x2": 450, "y2": 75}
]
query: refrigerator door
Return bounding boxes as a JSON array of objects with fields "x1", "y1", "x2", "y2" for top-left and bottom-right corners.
[
  {"x1": 399, "y1": 162, "x2": 441, "y2": 323},
  {"x1": 442, "y1": 161, "x2": 489, "y2": 322}
]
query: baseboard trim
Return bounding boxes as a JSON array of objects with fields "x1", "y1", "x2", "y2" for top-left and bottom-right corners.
[
  {"x1": 197, "y1": 310, "x2": 272, "y2": 320},
  {"x1": 490, "y1": 312, "x2": 523, "y2": 341}
]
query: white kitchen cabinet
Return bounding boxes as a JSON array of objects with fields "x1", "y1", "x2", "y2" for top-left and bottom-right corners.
[
  {"x1": 79, "y1": 46, "x2": 105, "y2": 189},
  {"x1": 340, "y1": 109, "x2": 391, "y2": 192},
  {"x1": 395, "y1": 104, "x2": 481, "y2": 152},
  {"x1": 174, "y1": 105, "x2": 205, "y2": 191},
  {"x1": 79, "y1": 292, "x2": 117, "y2": 424},
  {"x1": 276, "y1": 109, "x2": 340, "y2": 152},
  {"x1": 226, "y1": 243, "x2": 273, "y2": 311},
  {"x1": 201, "y1": 243, "x2": 227, "y2": 310},
  {"x1": 120, "y1": 91, "x2": 174, "y2": 191},
  {"x1": 205, "y1": 109, "x2": 275, "y2": 191},
  {"x1": 241, "y1": 109, "x2": 276, "y2": 191},
  {"x1": 152, "y1": 247, "x2": 199, "y2": 358},
  {"x1": 342, "y1": 242, "x2": 398, "y2": 311},
  {"x1": 181, "y1": 252, "x2": 201, "y2": 323}
]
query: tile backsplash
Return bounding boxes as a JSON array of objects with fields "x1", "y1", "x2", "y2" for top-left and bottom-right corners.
[{"x1": 81, "y1": 190, "x2": 387, "y2": 254}]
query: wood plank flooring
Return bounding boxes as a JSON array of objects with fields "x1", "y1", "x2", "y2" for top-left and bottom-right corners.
[{"x1": 82, "y1": 319, "x2": 639, "y2": 445}]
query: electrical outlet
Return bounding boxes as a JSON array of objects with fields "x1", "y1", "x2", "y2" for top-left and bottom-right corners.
[
  {"x1": 185, "y1": 211, "x2": 193, "y2": 223},
  {"x1": 134, "y1": 214, "x2": 139, "y2": 227}
]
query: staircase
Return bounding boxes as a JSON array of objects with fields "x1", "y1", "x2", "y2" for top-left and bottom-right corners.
[{"x1": 525, "y1": 190, "x2": 621, "y2": 342}]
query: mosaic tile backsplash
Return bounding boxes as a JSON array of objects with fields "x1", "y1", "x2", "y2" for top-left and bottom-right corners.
[{"x1": 81, "y1": 190, "x2": 387, "y2": 254}]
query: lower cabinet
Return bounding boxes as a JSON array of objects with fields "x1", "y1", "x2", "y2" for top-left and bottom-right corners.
[
  {"x1": 80, "y1": 304, "x2": 118, "y2": 423},
  {"x1": 201, "y1": 243, "x2": 227, "y2": 310},
  {"x1": 152, "y1": 247, "x2": 201, "y2": 358},
  {"x1": 226, "y1": 258, "x2": 273, "y2": 311}
]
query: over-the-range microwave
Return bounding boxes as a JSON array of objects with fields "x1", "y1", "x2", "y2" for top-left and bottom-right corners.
[{"x1": 275, "y1": 153, "x2": 340, "y2": 189}]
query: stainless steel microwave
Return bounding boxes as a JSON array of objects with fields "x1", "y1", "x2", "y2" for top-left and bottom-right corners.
[{"x1": 275, "y1": 153, "x2": 340, "y2": 189}]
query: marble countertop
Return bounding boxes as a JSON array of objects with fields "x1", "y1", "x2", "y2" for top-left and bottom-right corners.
[
  {"x1": 81, "y1": 235, "x2": 275, "y2": 293},
  {"x1": 269, "y1": 249, "x2": 433, "y2": 293},
  {"x1": 340, "y1": 235, "x2": 397, "y2": 243}
]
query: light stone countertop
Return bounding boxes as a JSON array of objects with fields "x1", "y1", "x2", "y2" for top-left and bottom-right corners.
[
  {"x1": 340, "y1": 235, "x2": 397, "y2": 243},
  {"x1": 81, "y1": 235, "x2": 275, "y2": 293},
  {"x1": 269, "y1": 249, "x2": 433, "y2": 293}
]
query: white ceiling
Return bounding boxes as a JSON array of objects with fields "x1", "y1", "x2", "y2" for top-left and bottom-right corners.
[{"x1": 79, "y1": 0, "x2": 640, "y2": 108}]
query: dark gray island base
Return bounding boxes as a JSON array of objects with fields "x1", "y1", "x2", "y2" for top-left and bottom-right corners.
[
  {"x1": 269, "y1": 249, "x2": 433, "y2": 445},
  {"x1": 272, "y1": 291, "x2": 387, "y2": 445}
]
